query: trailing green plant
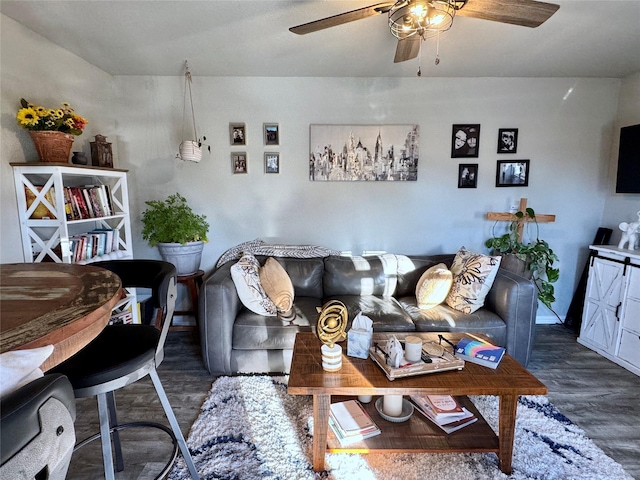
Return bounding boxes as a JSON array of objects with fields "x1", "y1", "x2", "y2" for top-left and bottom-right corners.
[
  {"x1": 485, "y1": 208, "x2": 559, "y2": 309},
  {"x1": 141, "y1": 193, "x2": 209, "y2": 246}
]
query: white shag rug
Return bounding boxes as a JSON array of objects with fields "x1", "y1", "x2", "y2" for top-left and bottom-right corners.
[{"x1": 169, "y1": 376, "x2": 633, "y2": 480}]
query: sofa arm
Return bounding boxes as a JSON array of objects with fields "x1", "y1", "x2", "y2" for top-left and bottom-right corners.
[
  {"x1": 484, "y1": 269, "x2": 538, "y2": 366},
  {"x1": 199, "y1": 262, "x2": 242, "y2": 374}
]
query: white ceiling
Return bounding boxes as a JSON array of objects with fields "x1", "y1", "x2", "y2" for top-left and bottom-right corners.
[{"x1": 2, "y1": 0, "x2": 639, "y2": 78}]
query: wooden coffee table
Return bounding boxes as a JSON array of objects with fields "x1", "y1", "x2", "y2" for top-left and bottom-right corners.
[{"x1": 287, "y1": 332, "x2": 547, "y2": 474}]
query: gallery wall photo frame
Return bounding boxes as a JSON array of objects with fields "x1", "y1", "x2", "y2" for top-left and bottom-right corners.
[
  {"x1": 265, "y1": 152, "x2": 280, "y2": 173},
  {"x1": 230, "y1": 123, "x2": 246, "y2": 146},
  {"x1": 497, "y1": 128, "x2": 518, "y2": 153},
  {"x1": 496, "y1": 159, "x2": 530, "y2": 187},
  {"x1": 451, "y1": 124, "x2": 480, "y2": 158},
  {"x1": 264, "y1": 123, "x2": 279, "y2": 146},
  {"x1": 458, "y1": 163, "x2": 478, "y2": 188},
  {"x1": 232, "y1": 152, "x2": 248, "y2": 174}
]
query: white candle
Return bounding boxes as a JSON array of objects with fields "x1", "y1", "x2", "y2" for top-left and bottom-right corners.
[
  {"x1": 383, "y1": 394, "x2": 403, "y2": 417},
  {"x1": 358, "y1": 395, "x2": 372, "y2": 404}
]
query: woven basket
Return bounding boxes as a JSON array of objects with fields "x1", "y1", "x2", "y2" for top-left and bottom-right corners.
[{"x1": 29, "y1": 131, "x2": 74, "y2": 163}]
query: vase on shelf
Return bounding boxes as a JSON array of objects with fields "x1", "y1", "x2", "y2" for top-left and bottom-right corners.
[
  {"x1": 29, "y1": 131, "x2": 74, "y2": 163},
  {"x1": 71, "y1": 151, "x2": 89, "y2": 165}
]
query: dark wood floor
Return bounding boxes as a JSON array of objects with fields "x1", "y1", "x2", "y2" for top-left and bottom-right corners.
[{"x1": 66, "y1": 324, "x2": 640, "y2": 479}]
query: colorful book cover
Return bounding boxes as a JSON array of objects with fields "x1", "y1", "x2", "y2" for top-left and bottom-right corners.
[{"x1": 455, "y1": 338, "x2": 505, "y2": 369}]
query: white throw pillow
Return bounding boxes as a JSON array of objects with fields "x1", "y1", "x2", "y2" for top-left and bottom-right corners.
[
  {"x1": 415, "y1": 263, "x2": 453, "y2": 310},
  {"x1": 445, "y1": 247, "x2": 502, "y2": 314},
  {"x1": 259, "y1": 257, "x2": 295, "y2": 314},
  {"x1": 231, "y1": 254, "x2": 278, "y2": 316}
]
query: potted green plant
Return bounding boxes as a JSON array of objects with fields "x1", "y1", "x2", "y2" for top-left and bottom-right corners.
[
  {"x1": 141, "y1": 193, "x2": 209, "y2": 275},
  {"x1": 485, "y1": 208, "x2": 559, "y2": 310}
]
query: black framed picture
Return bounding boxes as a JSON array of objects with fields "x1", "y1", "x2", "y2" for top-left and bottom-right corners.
[
  {"x1": 230, "y1": 123, "x2": 246, "y2": 146},
  {"x1": 497, "y1": 128, "x2": 518, "y2": 153},
  {"x1": 264, "y1": 152, "x2": 279, "y2": 173},
  {"x1": 451, "y1": 124, "x2": 480, "y2": 158},
  {"x1": 458, "y1": 164, "x2": 478, "y2": 188},
  {"x1": 264, "y1": 123, "x2": 279, "y2": 146},
  {"x1": 232, "y1": 152, "x2": 248, "y2": 174},
  {"x1": 496, "y1": 159, "x2": 530, "y2": 187}
]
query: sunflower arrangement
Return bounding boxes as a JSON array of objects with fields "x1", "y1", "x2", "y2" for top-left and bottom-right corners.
[{"x1": 16, "y1": 98, "x2": 88, "y2": 136}]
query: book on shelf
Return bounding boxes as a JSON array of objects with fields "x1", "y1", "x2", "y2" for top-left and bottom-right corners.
[
  {"x1": 63, "y1": 185, "x2": 116, "y2": 220},
  {"x1": 455, "y1": 337, "x2": 505, "y2": 369},
  {"x1": 328, "y1": 417, "x2": 381, "y2": 446},
  {"x1": 411, "y1": 394, "x2": 465, "y2": 421},
  {"x1": 328, "y1": 400, "x2": 381, "y2": 445},
  {"x1": 24, "y1": 186, "x2": 56, "y2": 219},
  {"x1": 410, "y1": 395, "x2": 477, "y2": 434}
]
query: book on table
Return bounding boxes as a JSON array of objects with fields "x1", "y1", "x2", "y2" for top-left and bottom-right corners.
[
  {"x1": 412, "y1": 394, "x2": 465, "y2": 421},
  {"x1": 410, "y1": 394, "x2": 477, "y2": 434},
  {"x1": 329, "y1": 400, "x2": 380, "y2": 445},
  {"x1": 455, "y1": 337, "x2": 505, "y2": 369}
]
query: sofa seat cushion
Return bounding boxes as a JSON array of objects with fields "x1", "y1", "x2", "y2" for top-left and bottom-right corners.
[
  {"x1": 233, "y1": 296, "x2": 320, "y2": 350},
  {"x1": 325, "y1": 295, "x2": 415, "y2": 332},
  {"x1": 398, "y1": 296, "x2": 507, "y2": 346}
]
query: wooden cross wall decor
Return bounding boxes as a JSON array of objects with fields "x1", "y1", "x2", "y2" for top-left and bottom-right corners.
[{"x1": 486, "y1": 198, "x2": 556, "y2": 243}]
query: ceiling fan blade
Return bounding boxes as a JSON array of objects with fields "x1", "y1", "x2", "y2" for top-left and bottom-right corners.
[
  {"x1": 289, "y1": 2, "x2": 395, "y2": 35},
  {"x1": 394, "y1": 36, "x2": 421, "y2": 63},
  {"x1": 456, "y1": 0, "x2": 559, "y2": 28}
]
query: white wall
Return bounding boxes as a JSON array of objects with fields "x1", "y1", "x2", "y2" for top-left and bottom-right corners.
[
  {"x1": 602, "y1": 72, "x2": 640, "y2": 245},
  {"x1": 1, "y1": 13, "x2": 629, "y2": 321},
  {"x1": 1, "y1": 14, "x2": 117, "y2": 262},
  {"x1": 113, "y1": 75, "x2": 620, "y2": 320}
]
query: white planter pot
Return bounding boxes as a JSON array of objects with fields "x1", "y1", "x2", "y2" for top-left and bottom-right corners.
[
  {"x1": 157, "y1": 241, "x2": 204, "y2": 276},
  {"x1": 178, "y1": 141, "x2": 202, "y2": 163}
]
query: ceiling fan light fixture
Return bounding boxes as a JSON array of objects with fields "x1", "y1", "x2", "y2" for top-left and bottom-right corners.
[{"x1": 389, "y1": 0, "x2": 455, "y2": 40}]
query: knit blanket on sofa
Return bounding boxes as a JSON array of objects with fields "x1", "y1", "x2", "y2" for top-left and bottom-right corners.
[{"x1": 215, "y1": 239, "x2": 342, "y2": 268}]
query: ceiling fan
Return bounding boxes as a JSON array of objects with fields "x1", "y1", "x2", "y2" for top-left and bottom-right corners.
[{"x1": 290, "y1": 0, "x2": 560, "y2": 64}]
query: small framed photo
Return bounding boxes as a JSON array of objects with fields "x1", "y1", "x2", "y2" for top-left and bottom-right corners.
[
  {"x1": 232, "y1": 152, "x2": 248, "y2": 174},
  {"x1": 452, "y1": 124, "x2": 480, "y2": 158},
  {"x1": 497, "y1": 128, "x2": 518, "y2": 153},
  {"x1": 264, "y1": 123, "x2": 279, "y2": 146},
  {"x1": 264, "y1": 152, "x2": 280, "y2": 173},
  {"x1": 230, "y1": 123, "x2": 246, "y2": 146},
  {"x1": 458, "y1": 163, "x2": 478, "y2": 188},
  {"x1": 496, "y1": 159, "x2": 530, "y2": 187}
]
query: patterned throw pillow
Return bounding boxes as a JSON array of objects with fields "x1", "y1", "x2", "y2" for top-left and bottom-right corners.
[
  {"x1": 445, "y1": 247, "x2": 502, "y2": 314},
  {"x1": 259, "y1": 257, "x2": 295, "y2": 315},
  {"x1": 415, "y1": 263, "x2": 453, "y2": 310},
  {"x1": 230, "y1": 253, "x2": 277, "y2": 316}
]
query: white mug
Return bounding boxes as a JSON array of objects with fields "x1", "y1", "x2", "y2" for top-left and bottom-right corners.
[{"x1": 404, "y1": 335, "x2": 422, "y2": 363}]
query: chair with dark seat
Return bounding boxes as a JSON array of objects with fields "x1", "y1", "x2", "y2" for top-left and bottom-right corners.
[
  {"x1": 51, "y1": 259, "x2": 199, "y2": 480},
  {"x1": 0, "y1": 373, "x2": 76, "y2": 480}
]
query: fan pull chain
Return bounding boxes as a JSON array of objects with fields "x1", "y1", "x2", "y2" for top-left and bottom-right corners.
[
  {"x1": 435, "y1": 30, "x2": 441, "y2": 66},
  {"x1": 417, "y1": 38, "x2": 423, "y2": 77}
]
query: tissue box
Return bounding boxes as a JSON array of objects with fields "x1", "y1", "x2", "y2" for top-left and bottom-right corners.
[{"x1": 347, "y1": 329, "x2": 373, "y2": 359}]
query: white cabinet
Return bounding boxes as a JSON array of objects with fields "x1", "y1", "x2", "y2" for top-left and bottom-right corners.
[
  {"x1": 11, "y1": 163, "x2": 132, "y2": 264},
  {"x1": 578, "y1": 245, "x2": 640, "y2": 376}
]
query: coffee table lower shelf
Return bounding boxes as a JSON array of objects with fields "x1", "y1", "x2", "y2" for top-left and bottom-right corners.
[{"x1": 326, "y1": 395, "x2": 499, "y2": 454}]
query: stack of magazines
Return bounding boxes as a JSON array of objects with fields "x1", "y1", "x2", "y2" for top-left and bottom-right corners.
[
  {"x1": 410, "y1": 394, "x2": 477, "y2": 434},
  {"x1": 329, "y1": 400, "x2": 381, "y2": 446}
]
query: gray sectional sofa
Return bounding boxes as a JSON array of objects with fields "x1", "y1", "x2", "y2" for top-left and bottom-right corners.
[{"x1": 199, "y1": 253, "x2": 538, "y2": 375}]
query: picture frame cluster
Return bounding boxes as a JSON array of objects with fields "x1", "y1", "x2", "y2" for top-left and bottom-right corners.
[
  {"x1": 228, "y1": 122, "x2": 280, "y2": 174},
  {"x1": 451, "y1": 125, "x2": 529, "y2": 188}
]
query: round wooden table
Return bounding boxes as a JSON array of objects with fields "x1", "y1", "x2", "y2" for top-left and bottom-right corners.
[{"x1": 0, "y1": 263, "x2": 122, "y2": 371}]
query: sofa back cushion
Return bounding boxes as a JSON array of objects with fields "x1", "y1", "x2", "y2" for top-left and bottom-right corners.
[
  {"x1": 323, "y1": 255, "x2": 398, "y2": 297},
  {"x1": 267, "y1": 257, "x2": 325, "y2": 298}
]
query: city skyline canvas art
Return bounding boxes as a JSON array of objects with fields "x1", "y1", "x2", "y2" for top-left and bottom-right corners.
[{"x1": 309, "y1": 125, "x2": 419, "y2": 181}]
